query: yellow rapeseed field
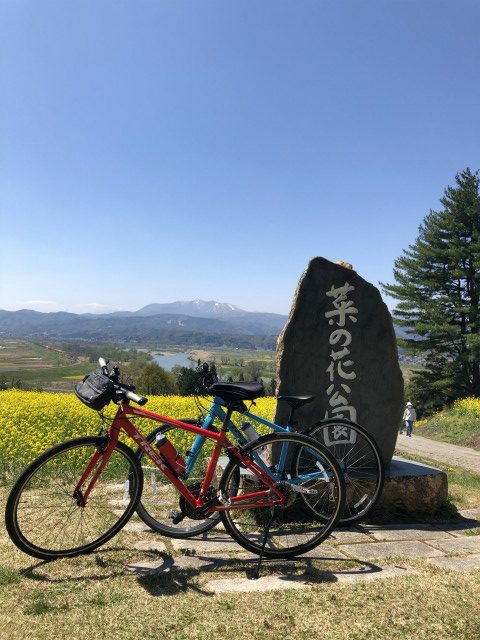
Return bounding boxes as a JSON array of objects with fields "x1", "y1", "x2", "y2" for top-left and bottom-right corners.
[
  {"x1": 0, "y1": 390, "x2": 276, "y2": 474},
  {"x1": 453, "y1": 397, "x2": 480, "y2": 413}
]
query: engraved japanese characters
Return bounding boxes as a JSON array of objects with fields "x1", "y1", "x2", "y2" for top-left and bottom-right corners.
[{"x1": 274, "y1": 257, "x2": 403, "y2": 465}]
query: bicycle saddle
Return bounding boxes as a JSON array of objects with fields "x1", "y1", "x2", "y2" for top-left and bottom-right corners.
[
  {"x1": 277, "y1": 395, "x2": 315, "y2": 408},
  {"x1": 208, "y1": 381, "x2": 264, "y2": 401}
]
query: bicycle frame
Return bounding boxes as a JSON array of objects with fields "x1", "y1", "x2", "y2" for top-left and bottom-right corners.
[
  {"x1": 75, "y1": 401, "x2": 286, "y2": 513},
  {"x1": 161, "y1": 396, "x2": 331, "y2": 490},
  {"x1": 183, "y1": 396, "x2": 293, "y2": 477}
]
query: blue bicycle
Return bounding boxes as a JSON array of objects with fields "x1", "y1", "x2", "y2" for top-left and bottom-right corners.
[{"x1": 134, "y1": 381, "x2": 384, "y2": 537}]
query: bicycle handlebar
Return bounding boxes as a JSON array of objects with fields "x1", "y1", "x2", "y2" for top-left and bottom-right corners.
[
  {"x1": 98, "y1": 357, "x2": 148, "y2": 406},
  {"x1": 125, "y1": 389, "x2": 148, "y2": 406}
]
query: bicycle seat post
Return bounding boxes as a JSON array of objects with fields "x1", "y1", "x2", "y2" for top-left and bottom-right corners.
[
  {"x1": 221, "y1": 407, "x2": 234, "y2": 432},
  {"x1": 287, "y1": 405, "x2": 297, "y2": 429},
  {"x1": 278, "y1": 395, "x2": 315, "y2": 432}
]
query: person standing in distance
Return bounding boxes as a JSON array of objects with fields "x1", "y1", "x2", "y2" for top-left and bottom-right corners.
[{"x1": 403, "y1": 401, "x2": 417, "y2": 437}]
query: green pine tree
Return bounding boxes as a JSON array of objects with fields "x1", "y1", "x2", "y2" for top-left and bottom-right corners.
[{"x1": 382, "y1": 168, "x2": 480, "y2": 412}]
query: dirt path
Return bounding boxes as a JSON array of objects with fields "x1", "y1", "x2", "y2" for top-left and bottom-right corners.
[{"x1": 395, "y1": 433, "x2": 480, "y2": 473}]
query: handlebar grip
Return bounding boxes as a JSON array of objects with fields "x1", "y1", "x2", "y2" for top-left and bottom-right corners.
[
  {"x1": 126, "y1": 390, "x2": 148, "y2": 406},
  {"x1": 98, "y1": 357, "x2": 110, "y2": 376}
]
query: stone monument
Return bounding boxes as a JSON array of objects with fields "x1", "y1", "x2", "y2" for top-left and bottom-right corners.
[{"x1": 274, "y1": 256, "x2": 404, "y2": 465}]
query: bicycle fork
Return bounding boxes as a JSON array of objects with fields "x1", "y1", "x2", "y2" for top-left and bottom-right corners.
[{"x1": 73, "y1": 436, "x2": 118, "y2": 506}]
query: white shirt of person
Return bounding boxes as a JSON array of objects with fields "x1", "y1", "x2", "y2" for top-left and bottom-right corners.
[{"x1": 403, "y1": 406, "x2": 417, "y2": 421}]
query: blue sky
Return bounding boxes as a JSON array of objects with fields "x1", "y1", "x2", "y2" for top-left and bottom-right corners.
[{"x1": 1, "y1": 1, "x2": 479, "y2": 315}]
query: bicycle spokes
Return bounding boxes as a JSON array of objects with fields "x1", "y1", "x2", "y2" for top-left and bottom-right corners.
[{"x1": 8, "y1": 439, "x2": 141, "y2": 558}]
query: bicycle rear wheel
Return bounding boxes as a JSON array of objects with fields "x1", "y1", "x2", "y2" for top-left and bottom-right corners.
[
  {"x1": 135, "y1": 421, "x2": 222, "y2": 538},
  {"x1": 219, "y1": 433, "x2": 345, "y2": 558},
  {"x1": 5, "y1": 436, "x2": 143, "y2": 560},
  {"x1": 298, "y1": 419, "x2": 384, "y2": 526}
]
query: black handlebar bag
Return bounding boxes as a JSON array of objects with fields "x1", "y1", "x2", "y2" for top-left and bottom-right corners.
[{"x1": 74, "y1": 370, "x2": 113, "y2": 411}]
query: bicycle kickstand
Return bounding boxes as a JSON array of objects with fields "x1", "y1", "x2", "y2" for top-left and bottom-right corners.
[{"x1": 249, "y1": 508, "x2": 277, "y2": 580}]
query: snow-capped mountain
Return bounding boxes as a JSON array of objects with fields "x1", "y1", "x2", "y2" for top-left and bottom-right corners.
[{"x1": 133, "y1": 300, "x2": 250, "y2": 317}]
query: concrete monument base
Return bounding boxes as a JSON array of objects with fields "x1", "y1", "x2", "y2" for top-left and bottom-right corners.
[{"x1": 376, "y1": 456, "x2": 448, "y2": 516}]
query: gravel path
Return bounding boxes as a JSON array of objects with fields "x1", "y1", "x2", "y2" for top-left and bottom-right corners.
[{"x1": 395, "y1": 433, "x2": 480, "y2": 473}]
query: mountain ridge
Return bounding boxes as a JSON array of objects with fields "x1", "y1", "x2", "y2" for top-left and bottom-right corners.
[
  {"x1": 0, "y1": 301, "x2": 287, "y2": 346},
  {"x1": 0, "y1": 299, "x2": 408, "y2": 346}
]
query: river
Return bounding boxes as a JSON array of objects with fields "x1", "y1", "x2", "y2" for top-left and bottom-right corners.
[{"x1": 152, "y1": 351, "x2": 193, "y2": 371}]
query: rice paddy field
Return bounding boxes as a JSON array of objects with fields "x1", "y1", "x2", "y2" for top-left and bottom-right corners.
[{"x1": 0, "y1": 340, "x2": 92, "y2": 392}]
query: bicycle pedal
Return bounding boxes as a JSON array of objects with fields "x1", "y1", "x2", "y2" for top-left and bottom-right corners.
[{"x1": 217, "y1": 491, "x2": 231, "y2": 506}]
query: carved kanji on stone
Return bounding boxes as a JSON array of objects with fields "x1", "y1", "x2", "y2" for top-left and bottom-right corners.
[{"x1": 274, "y1": 257, "x2": 404, "y2": 465}]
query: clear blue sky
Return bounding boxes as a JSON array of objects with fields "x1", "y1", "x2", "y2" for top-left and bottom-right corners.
[{"x1": 1, "y1": 1, "x2": 479, "y2": 315}]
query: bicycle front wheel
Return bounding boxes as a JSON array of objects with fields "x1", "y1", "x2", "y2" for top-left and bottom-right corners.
[
  {"x1": 219, "y1": 433, "x2": 345, "y2": 558},
  {"x1": 299, "y1": 419, "x2": 384, "y2": 526},
  {"x1": 5, "y1": 436, "x2": 143, "y2": 560}
]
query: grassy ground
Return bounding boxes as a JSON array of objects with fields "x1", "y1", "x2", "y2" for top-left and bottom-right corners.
[
  {"x1": 416, "y1": 399, "x2": 480, "y2": 450},
  {"x1": 0, "y1": 340, "x2": 73, "y2": 369},
  {"x1": 0, "y1": 340, "x2": 92, "y2": 392},
  {"x1": 2, "y1": 444, "x2": 480, "y2": 640},
  {"x1": 1, "y1": 363, "x2": 94, "y2": 388},
  {"x1": 0, "y1": 505, "x2": 479, "y2": 640},
  {"x1": 0, "y1": 432, "x2": 478, "y2": 638},
  {"x1": 393, "y1": 448, "x2": 480, "y2": 514},
  {"x1": 1, "y1": 347, "x2": 479, "y2": 638}
]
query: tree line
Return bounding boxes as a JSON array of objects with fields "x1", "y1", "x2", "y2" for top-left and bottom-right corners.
[
  {"x1": 382, "y1": 168, "x2": 480, "y2": 416},
  {"x1": 122, "y1": 359, "x2": 277, "y2": 396}
]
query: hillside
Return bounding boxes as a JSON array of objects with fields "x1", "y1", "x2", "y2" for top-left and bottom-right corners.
[
  {"x1": 416, "y1": 398, "x2": 480, "y2": 450},
  {"x1": 0, "y1": 300, "x2": 411, "y2": 353},
  {"x1": 0, "y1": 301, "x2": 287, "y2": 347},
  {"x1": 0, "y1": 314, "x2": 280, "y2": 350}
]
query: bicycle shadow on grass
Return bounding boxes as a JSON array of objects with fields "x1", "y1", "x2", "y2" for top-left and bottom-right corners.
[
  {"x1": 135, "y1": 553, "x2": 383, "y2": 597},
  {"x1": 18, "y1": 545, "x2": 157, "y2": 584}
]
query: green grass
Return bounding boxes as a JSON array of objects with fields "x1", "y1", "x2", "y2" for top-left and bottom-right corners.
[
  {"x1": 1, "y1": 363, "x2": 93, "y2": 382},
  {"x1": 0, "y1": 340, "x2": 92, "y2": 391},
  {"x1": 0, "y1": 340, "x2": 73, "y2": 368},
  {"x1": 0, "y1": 543, "x2": 478, "y2": 640},
  {"x1": 0, "y1": 566, "x2": 22, "y2": 586},
  {"x1": 416, "y1": 407, "x2": 480, "y2": 450},
  {"x1": 393, "y1": 450, "x2": 480, "y2": 511},
  {"x1": 0, "y1": 473, "x2": 479, "y2": 640}
]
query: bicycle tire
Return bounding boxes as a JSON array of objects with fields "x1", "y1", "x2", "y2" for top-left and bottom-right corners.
[
  {"x1": 5, "y1": 436, "x2": 143, "y2": 560},
  {"x1": 219, "y1": 432, "x2": 345, "y2": 558},
  {"x1": 297, "y1": 419, "x2": 384, "y2": 526},
  {"x1": 134, "y1": 420, "x2": 222, "y2": 538}
]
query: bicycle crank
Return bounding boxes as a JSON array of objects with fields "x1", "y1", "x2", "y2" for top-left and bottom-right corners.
[{"x1": 174, "y1": 482, "x2": 217, "y2": 521}]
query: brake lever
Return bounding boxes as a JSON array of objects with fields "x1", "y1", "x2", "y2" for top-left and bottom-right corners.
[{"x1": 109, "y1": 366, "x2": 120, "y2": 383}]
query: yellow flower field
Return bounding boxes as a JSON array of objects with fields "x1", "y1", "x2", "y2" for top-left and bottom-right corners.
[
  {"x1": 414, "y1": 396, "x2": 480, "y2": 449},
  {"x1": 0, "y1": 390, "x2": 276, "y2": 475},
  {"x1": 453, "y1": 397, "x2": 480, "y2": 414}
]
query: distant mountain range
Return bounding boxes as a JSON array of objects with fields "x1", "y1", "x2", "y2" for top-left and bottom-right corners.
[
  {"x1": 129, "y1": 300, "x2": 247, "y2": 317},
  {"x1": 0, "y1": 299, "x2": 408, "y2": 349},
  {"x1": 0, "y1": 301, "x2": 288, "y2": 348}
]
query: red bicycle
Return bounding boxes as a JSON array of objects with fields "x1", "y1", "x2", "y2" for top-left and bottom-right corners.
[{"x1": 5, "y1": 359, "x2": 345, "y2": 563}]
